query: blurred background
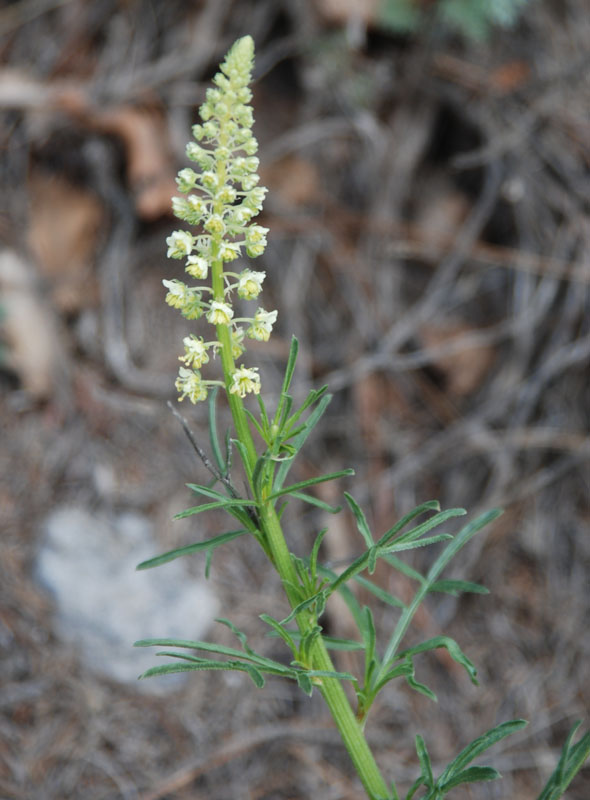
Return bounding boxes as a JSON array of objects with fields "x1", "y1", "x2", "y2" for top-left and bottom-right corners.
[{"x1": 1, "y1": 1, "x2": 589, "y2": 798}]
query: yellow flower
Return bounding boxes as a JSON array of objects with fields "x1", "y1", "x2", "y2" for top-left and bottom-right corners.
[
  {"x1": 247, "y1": 308, "x2": 277, "y2": 342},
  {"x1": 207, "y1": 301, "x2": 234, "y2": 325},
  {"x1": 219, "y1": 242, "x2": 241, "y2": 262},
  {"x1": 186, "y1": 256, "x2": 208, "y2": 280},
  {"x1": 163, "y1": 279, "x2": 189, "y2": 309},
  {"x1": 179, "y1": 336, "x2": 210, "y2": 369},
  {"x1": 166, "y1": 230, "x2": 194, "y2": 259},
  {"x1": 175, "y1": 367, "x2": 208, "y2": 403},
  {"x1": 204, "y1": 214, "x2": 225, "y2": 235},
  {"x1": 229, "y1": 366, "x2": 260, "y2": 398},
  {"x1": 237, "y1": 270, "x2": 265, "y2": 300}
]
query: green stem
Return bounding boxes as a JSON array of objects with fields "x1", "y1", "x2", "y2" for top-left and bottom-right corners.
[
  {"x1": 311, "y1": 637, "x2": 390, "y2": 800},
  {"x1": 259, "y1": 502, "x2": 390, "y2": 800},
  {"x1": 215, "y1": 313, "x2": 257, "y2": 472}
]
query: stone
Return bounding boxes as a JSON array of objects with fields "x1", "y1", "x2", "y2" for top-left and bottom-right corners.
[{"x1": 35, "y1": 506, "x2": 218, "y2": 691}]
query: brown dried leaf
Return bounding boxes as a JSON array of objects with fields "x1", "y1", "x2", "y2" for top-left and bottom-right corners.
[
  {"x1": 0, "y1": 250, "x2": 64, "y2": 399},
  {"x1": 27, "y1": 173, "x2": 103, "y2": 313},
  {"x1": 94, "y1": 106, "x2": 177, "y2": 220}
]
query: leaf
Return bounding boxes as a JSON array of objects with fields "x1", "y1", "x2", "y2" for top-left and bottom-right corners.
[
  {"x1": 407, "y1": 673, "x2": 437, "y2": 702},
  {"x1": 267, "y1": 469, "x2": 354, "y2": 501},
  {"x1": 344, "y1": 493, "x2": 374, "y2": 548},
  {"x1": 207, "y1": 387, "x2": 226, "y2": 472},
  {"x1": 437, "y1": 719, "x2": 527, "y2": 785},
  {"x1": 317, "y1": 563, "x2": 366, "y2": 632},
  {"x1": 361, "y1": 606, "x2": 377, "y2": 670},
  {"x1": 277, "y1": 394, "x2": 294, "y2": 430},
  {"x1": 383, "y1": 533, "x2": 453, "y2": 553},
  {"x1": 354, "y1": 575, "x2": 406, "y2": 609},
  {"x1": 378, "y1": 501, "x2": 467, "y2": 545},
  {"x1": 138, "y1": 658, "x2": 265, "y2": 687},
  {"x1": 415, "y1": 735, "x2": 434, "y2": 789},
  {"x1": 174, "y1": 497, "x2": 258, "y2": 520},
  {"x1": 398, "y1": 635, "x2": 479, "y2": 685},
  {"x1": 441, "y1": 765, "x2": 500, "y2": 790},
  {"x1": 405, "y1": 774, "x2": 425, "y2": 800},
  {"x1": 205, "y1": 547, "x2": 214, "y2": 579},
  {"x1": 372, "y1": 661, "x2": 413, "y2": 694},
  {"x1": 537, "y1": 722, "x2": 590, "y2": 800},
  {"x1": 377, "y1": 509, "x2": 503, "y2": 676},
  {"x1": 298, "y1": 625, "x2": 322, "y2": 662},
  {"x1": 186, "y1": 483, "x2": 231, "y2": 501},
  {"x1": 256, "y1": 392, "x2": 271, "y2": 434},
  {"x1": 274, "y1": 394, "x2": 332, "y2": 491},
  {"x1": 251, "y1": 453, "x2": 271, "y2": 498},
  {"x1": 279, "y1": 335, "x2": 299, "y2": 396},
  {"x1": 327, "y1": 551, "x2": 371, "y2": 597},
  {"x1": 136, "y1": 630, "x2": 299, "y2": 679},
  {"x1": 136, "y1": 529, "x2": 249, "y2": 570},
  {"x1": 309, "y1": 528, "x2": 328, "y2": 582},
  {"x1": 280, "y1": 590, "x2": 327, "y2": 625},
  {"x1": 377, "y1": 500, "x2": 440, "y2": 546},
  {"x1": 368, "y1": 547, "x2": 378, "y2": 574},
  {"x1": 296, "y1": 671, "x2": 313, "y2": 696},
  {"x1": 231, "y1": 438, "x2": 254, "y2": 480},
  {"x1": 245, "y1": 664, "x2": 266, "y2": 688},
  {"x1": 244, "y1": 408, "x2": 268, "y2": 445},
  {"x1": 319, "y1": 635, "x2": 364, "y2": 652},
  {"x1": 305, "y1": 669, "x2": 357, "y2": 682},
  {"x1": 216, "y1": 617, "x2": 252, "y2": 653},
  {"x1": 429, "y1": 509, "x2": 503, "y2": 575},
  {"x1": 378, "y1": 505, "x2": 464, "y2": 548},
  {"x1": 133, "y1": 637, "x2": 249, "y2": 662},
  {"x1": 381, "y1": 554, "x2": 425, "y2": 584},
  {"x1": 289, "y1": 490, "x2": 341, "y2": 514},
  {"x1": 265, "y1": 627, "x2": 364, "y2": 652},
  {"x1": 274, "y1": 336, "x2": 299, "y2": 425},
  {"x1": 260, "y1": 613, "x2": 297, "y2": 655},
  {"x1": 429, "y1": 579, "x2": 489, "y2": 596},
  {"x1": 283, "y1": 385, "x2": 329, "y2": 435}
]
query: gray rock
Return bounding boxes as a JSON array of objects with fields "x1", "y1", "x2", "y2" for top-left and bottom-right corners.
[{"x1": 35, "y1": 506, "x2": 218, "y2": 691}]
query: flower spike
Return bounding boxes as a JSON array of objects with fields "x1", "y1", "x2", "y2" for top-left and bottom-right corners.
[{"x1": 163, "y1": 35, "x2": 276, "y2": 403}]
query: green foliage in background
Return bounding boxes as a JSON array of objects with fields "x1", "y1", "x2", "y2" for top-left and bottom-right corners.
[{"x1": 379, "y1": 0, "x2": 534, "y2": 40}]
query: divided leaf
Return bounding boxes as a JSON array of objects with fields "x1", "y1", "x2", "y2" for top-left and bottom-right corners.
[
  {"x1": 437, "y1": 719, "x2": 527, "y2": 787},
  {"x1": 398, "y1": 635, "x2": 479, "y2": 685},
  {"x1": 268, "y1": 469, "x2": 354, "y2": 502},
  {"x1": 136, "y1": 529, "x2": 249, "y2": 570},
  {"x1": 274, "y1": 393, "x2": 332, "y2": 491}
]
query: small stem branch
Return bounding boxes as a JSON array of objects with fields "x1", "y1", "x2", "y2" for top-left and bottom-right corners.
[{"x1": 166, "y1": 401, "x2": 239, "y2": 497}]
